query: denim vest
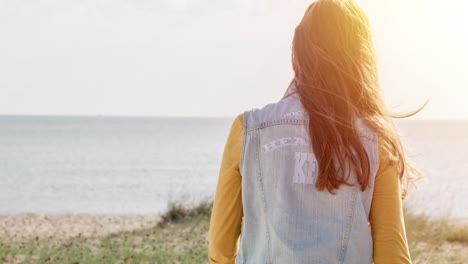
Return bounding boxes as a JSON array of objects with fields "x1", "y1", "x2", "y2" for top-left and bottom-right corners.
[{"x1": 236, "y1": 90, "x2": 379, "y2": 264}]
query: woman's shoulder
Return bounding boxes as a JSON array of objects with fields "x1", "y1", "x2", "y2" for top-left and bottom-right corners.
[
  {"x1": 235, "y1": 112, "x2": 244, "y2": 124},
  {"x1": 231, "y1": 112, "x2": 244, "y2": 133}
]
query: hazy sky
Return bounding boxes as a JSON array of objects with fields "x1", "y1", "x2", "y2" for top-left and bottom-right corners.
[{"x1": 1, "y1": 0, "x2": 467, "y2": 119}]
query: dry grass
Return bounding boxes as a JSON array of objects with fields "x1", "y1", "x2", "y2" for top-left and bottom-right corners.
[
  {"x1": 404, "y1": 208, "x2": 468, "y2": 263},
  {"x1": 1, "y1": 201, "x2": 467, "y2": 263},
  {"x1": 159, "y1": 200, "x2": 212, "y2": 224},
  {"x1": 0, "y1": 200, "x2": 213, "y2": 264}
]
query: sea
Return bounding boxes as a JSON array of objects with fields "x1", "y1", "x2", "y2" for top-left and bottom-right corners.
[{"x1": 0, "y1": 115, "x2": 467, "y2": 219}]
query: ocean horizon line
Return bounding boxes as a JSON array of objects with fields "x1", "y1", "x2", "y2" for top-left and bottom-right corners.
[{"x1": 0, "y1": 113, "x2": 467, "y2": 122}]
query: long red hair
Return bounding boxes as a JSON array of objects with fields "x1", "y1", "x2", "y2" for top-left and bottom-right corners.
[{"x1": 289, "y1": 0, "x2": 424, "y2": 198}]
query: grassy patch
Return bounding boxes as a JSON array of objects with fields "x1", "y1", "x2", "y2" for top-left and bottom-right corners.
[
  {"x1": 1, "y1": 201, "x2": 467, "y2": 263},
  {"x1": 404, "y1": 208, "x2": 468, "y2": 263},
  {"x1": 159, "y1": 200, "x2": 212, "y2": 225},
  {"x1": 0, "y1": 201, "x2": 212, "y2": 264},
  {"x1": 1, "y1": 214, "x2": 210, "y2": 264}
]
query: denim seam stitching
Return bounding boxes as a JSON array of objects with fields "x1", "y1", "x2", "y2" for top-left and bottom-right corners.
[
  {"x1": 254, "y1": 130, "x2": 273, "y2": 263},
  {"x1": 240, "y1": 110, "x2": 248, "y2": 174},
  {"x1": 246, "y1": 119, "x2": 309, "y2": 132},
  {"x1": 338, "y1": 188, "x2": 358, "y2": 263}
]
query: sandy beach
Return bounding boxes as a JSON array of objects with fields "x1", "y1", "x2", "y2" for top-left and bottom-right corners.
[{"x1": 0, "y1": 214, "x2": 162, "y2": 242}]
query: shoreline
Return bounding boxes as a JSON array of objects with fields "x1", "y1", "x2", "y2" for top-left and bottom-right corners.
[
  {"x1": 0, "y1": 213, "x2": 162, "y2": 242},
  {"x1": 1, "y1": 212, "x2": 467, "y2": 243}
]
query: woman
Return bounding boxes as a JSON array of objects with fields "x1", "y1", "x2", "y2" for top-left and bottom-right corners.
[{"x1": 209, "y1": 0, "x2": 423, "y2": 263}]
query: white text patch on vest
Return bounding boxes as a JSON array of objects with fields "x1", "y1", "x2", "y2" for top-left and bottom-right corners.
[
  {"x1": 263, "y1": 137, "x2": 309, "y2": 153},
  {"x1": 293, "y1": 152, "x2": 316, "y2": 184}
]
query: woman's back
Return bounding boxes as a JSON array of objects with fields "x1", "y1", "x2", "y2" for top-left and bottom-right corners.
[
  {"x1": 236, "y1": 92, "x2": 378, "y2": 263},
  {"x1": 209, "y1": 0, "x2": 419, "y2": 263}
]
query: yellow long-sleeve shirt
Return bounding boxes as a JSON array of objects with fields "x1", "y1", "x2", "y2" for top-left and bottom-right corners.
[{"x1": 208, "y1": 113, "x2": 411, "y2": 264}]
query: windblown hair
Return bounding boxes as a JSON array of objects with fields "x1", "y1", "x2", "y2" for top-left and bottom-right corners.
[{"x1": 290, "y1": 0, "x2": 424, "y2": 199}]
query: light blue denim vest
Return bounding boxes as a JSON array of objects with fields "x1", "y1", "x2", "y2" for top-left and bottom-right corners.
[{"x1": 236, "y1": 88, "x2": 379, "y2": 264}]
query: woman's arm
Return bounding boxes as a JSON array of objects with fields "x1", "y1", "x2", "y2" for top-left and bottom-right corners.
[
  {"x1": 208, "y1": 113, "x2": 244, "y2": 264},
  {"x1": 369, "y1": 139, "x2": 412, "y2": 263}
]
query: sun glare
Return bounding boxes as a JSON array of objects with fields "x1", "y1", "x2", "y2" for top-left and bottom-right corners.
[{"x1": 367, "y1": 0, "x2": 468, "y2": 119}]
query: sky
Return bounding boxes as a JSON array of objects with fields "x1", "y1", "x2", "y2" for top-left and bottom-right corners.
[{"x1": 0, "y1": 0, "x2": 467, "y2": 119}]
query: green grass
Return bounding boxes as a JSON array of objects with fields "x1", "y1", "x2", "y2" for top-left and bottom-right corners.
[
  {"x1": 1, "y1": 201, "x2": 467, "y2": 263},
  {"x1": 0, "y1": 201, "x2": 212, "y2": 264}
]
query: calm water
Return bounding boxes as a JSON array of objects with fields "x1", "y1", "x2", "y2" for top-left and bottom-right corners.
[{"x1": 0, "y1": 116, "x2": 467, "y2": 219}]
